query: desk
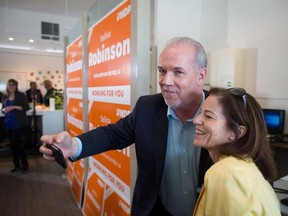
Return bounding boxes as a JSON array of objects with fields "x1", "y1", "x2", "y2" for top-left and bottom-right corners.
[
  {"x1": 0, "y1": 109, "x2": 64, "y2": 140},
  {"x1": 271, "y1": 142, "x2": 288, "y2": 207},
  {"x1": 271, "y1": 142, "x2": 288, "y2": 179},
  {"x1": 32, "y1": 110, "x2": 64, "y2": 135}
]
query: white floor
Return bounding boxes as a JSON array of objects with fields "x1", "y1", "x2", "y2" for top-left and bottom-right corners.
[{"x1": 274, "y1": 176, "x2": 288, "y2": 215}]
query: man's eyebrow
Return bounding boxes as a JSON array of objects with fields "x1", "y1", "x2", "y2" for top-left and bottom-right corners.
[
  {"x1": 173, "y1": 67, "x2": 184, "y2": 70},
  {"x1": 157, "y1": 66, "x2": 184, "y2": 70}
]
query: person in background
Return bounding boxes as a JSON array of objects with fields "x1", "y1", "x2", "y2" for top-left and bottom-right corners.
[
  {"x1": 43, "y1": 79, "x2": 56, "y2": 107},
  {"x1": 192, "y1": 87, "x2": 281, "y2": 216},
  {"x1": 39, "y1": 37, "x2": 212, "y2": 216},
  {"x1": 1, "y1": 79, "x2": 30, "y2": 172},
  {"x1": 0, "y1": 91, "x2": 3, "y2": 101},
  {"x1": 26, "y1": 81, "x2": 44, "y2": 105},
  {"x1": 0, "y1": 91, "x2": 4, "y2": 142}
]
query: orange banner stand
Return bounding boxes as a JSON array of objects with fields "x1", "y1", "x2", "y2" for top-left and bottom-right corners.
[{"x1": 65, "y1": 36, "x2": 86, "y2": 206}]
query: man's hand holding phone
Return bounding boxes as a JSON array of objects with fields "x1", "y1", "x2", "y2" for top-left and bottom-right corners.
[
  {"x1": 39, "y1": 131, "x2": 79, "y2": 168},
  {"x1": 45, "y1": 143, "x2": 67, "y2": 168}
]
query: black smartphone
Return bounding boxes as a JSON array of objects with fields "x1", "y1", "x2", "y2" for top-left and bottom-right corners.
[{"x1": 46, "y1": 144, "x2": 67, "y2": 169}]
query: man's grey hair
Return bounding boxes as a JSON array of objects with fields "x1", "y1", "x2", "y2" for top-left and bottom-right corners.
[{"x1": 164, "y1": 37, "x2": 208, "y2": 70}]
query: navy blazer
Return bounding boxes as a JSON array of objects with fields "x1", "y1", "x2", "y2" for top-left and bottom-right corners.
[
  {"x1": 26, "y1": 88, "x2": 44, "y2": 104},
  {"x1": 76, "y1": 93, "x2": 211, "y2": 216}
]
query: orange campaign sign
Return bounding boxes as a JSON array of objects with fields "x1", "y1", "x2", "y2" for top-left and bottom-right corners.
[
  {"x1": 84, "y1": 0, "x2": 131, "y2": 215},
  {"x1": 87, "y1": 1, "x2": 131, "y2": 88},
  {"x1": 83, "y1": 158, "x2": 130, "y2": 216},
  {"x1": 65, "y1": 35, "x2": 85, "y2": 206},
  {"x1": 83, "y1": 171, "x2": 105, "y2": 216},
  {"x1": 66, "y1": 36, "x2": 83, "y2": 88}
]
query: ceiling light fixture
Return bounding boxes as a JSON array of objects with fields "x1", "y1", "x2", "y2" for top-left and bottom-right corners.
[
  {"x1": 8, "y1": 36, "x2": 14, "y2": 41},
  {"x1": 29, "y1": 39, "x2": 34, "y2": 43}
]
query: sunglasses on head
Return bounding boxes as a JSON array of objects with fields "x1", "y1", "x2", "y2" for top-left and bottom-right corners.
[{"x1": 229, "y1": 88, "x2": 247, "y2": 110}]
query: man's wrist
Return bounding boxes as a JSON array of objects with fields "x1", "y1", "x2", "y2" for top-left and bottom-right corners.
[{"x1": 70, "y1": 137, "x2": 82, "y2": 158}]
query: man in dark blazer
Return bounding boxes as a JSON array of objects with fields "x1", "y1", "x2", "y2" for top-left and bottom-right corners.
[
  {"x1": 26, "y1": 81, "x2": 44, "y2": 105},
  {"x1": 40, "y1": 37, "x2": 211, "y2": 216}
]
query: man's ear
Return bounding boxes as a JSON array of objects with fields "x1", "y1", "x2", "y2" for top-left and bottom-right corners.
[
  {"x1": 238, "y1": 125, "x2": 247, "y2": 139},
  {"x1": 197, "y1": 68, "x2": 207, "y2": 86}
]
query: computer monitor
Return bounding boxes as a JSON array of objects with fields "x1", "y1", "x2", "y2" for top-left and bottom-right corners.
[{"x1": 262, "y1": 108, "x2": 285, "y2": 136}]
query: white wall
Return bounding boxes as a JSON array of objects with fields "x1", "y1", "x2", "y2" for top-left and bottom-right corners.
[
  {"x1": 201, "y1": 0, "x2": 288, "y2": 94},
  {"x1": 155, "y1": 0, "x2": 202, "y2": 53},
  {"x1": 0, "y1": 51, "x2": 63, "y2": 95},
  {"x1": 204, "y1": 0, "x2": 288, "y2": 133},
  {"x1": 155, "y1": 0, "x2": 288, "y2": 133}
]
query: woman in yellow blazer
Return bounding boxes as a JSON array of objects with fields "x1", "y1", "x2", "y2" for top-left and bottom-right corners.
[{"x1": 193, "y1": 87, "x2": 281, "y2": 216}]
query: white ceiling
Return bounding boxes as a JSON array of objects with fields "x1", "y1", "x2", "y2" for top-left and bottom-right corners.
[
  {"x1": 0, "y1": 0, "x2": 95, "y2": 18},
  {"x1": 0, "y1": 0, "x2": 96, "y2": 54}
]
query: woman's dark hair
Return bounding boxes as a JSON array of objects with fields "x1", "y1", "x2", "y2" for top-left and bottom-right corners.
[{"x1": 208, "y1": 87, "x2": 277, "y2": 181}]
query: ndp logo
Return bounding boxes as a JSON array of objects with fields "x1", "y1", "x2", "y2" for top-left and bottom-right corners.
[{"x1": 117, "y1": 5, "x2": 131, "y2": 21}]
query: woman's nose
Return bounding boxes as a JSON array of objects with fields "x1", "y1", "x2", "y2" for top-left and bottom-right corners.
[{"x1": 193, "y1": 114, "x2": 202, "y2": 125}]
